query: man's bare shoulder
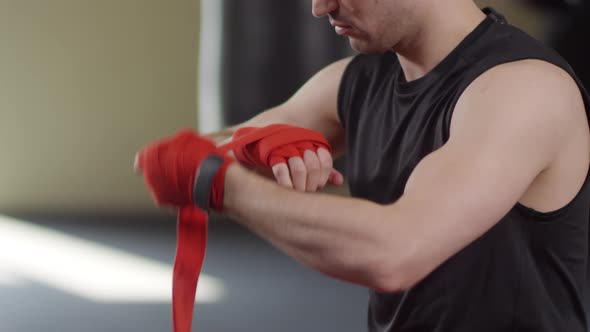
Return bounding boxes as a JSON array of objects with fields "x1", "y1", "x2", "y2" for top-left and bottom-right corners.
[
  {"x1": 453, "y1": 59, "x2": 585, "y2": 135},
  {"x1": 466, "y1": 59, "x2": 581, "y2": 106}
]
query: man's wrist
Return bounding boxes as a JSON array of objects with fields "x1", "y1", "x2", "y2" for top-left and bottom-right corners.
[
  {"x1": 203, "y1": 128, "x2": 235, "y2": 145},
  {"x1": 221, "y1": 163, "x2": 249, "y2": 215},
  {"x1": 193, "y1": 154, "x2": 226, "y2": 210}
]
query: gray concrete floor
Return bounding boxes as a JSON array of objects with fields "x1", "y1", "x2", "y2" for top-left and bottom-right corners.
[{"x1": 0, "y1": 215, "x2": 368, "y2": 332}]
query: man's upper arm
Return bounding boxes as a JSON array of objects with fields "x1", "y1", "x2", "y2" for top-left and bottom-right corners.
[
  {"x1": 237, "y1": 57, "x2": 353, "y2": 156},
  {"x1": 386, "y1": 60, "x2": 581, "y2": 285}
]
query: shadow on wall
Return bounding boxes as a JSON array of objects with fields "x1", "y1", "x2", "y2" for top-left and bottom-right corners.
[
  {"x1": 222, "y1": 0, "x2": 353, "y2": 125},
  {"x1": 546, "y1": 1, "x2": 590, "y2": 90}
]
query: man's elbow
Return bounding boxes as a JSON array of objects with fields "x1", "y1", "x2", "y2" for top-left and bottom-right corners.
[
  {"x1": 369, "y1": 269, "x2": 418, "y2": 294},
  {"x1": 367, "y1": 250, "x2": 428, "y2": 294}
]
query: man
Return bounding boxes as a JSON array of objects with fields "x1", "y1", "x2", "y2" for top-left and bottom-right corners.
[{"x1": 139, "y1": 0, "x2": 590, "y2": 330}]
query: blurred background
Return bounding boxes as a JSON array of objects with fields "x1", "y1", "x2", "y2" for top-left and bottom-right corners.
[{"x1": 0, "y1": 0, "x2": 587, "y2": 331}]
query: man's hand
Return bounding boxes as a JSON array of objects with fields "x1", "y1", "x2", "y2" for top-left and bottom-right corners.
[
  {"x1": 272, "y1": 148, "x2": 344, "y2": 192},
  {"x1": 135, "y1": 129, "x2": 232, "y2": 210},
  {"x1": 226, "y1": 124, "x2": 345, "y2": 192}
]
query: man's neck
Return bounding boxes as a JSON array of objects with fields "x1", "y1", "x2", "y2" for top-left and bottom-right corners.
[{"x1": 396, "y1": 3, "x2": 486, "y2": 82}]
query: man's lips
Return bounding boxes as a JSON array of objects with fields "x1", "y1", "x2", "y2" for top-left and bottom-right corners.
[
  {"x1": 331, "y1": 21, "x2": 354, "y2": 36},
  {"x1": 334, "y1": 25, "x2": 353, "y2": 36}
]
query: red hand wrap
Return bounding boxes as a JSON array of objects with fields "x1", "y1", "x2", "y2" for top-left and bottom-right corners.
[
  {"x1": 136, "y1": 129, "x2": 231, "y2": 210},
  {"x1": 218, "y1": 124, "x2": 332, "y2": 168}
]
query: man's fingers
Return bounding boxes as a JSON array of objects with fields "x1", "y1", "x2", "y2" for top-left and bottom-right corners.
[
  {"x1": 288, "y1": 157, "x2": 307, "y2": 191},
  {"x1": 271, "y1": 149, "x2": 341, "y2": 191},
  {"x1": 316, "y1": 148, "x2": 333, "y2": 188},
  {"x1": 328, "y1": 169, "x2": 345, "y2": 186},
  {"x1": 272, "y1": 163, "x2": 294, "y2": 189},
  {"x1": 303, "y1": 150, "x2": 321, "y2": 192}
]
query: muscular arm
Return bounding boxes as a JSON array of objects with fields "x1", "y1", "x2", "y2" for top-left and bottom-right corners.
[{"x1": 221, "y1": 60, "x2": 585, "y2": 292}]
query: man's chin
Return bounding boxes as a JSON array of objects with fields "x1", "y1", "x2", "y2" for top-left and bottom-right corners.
[{"x1": 349, "y1": 39, "x2": 389, "y2": 54}]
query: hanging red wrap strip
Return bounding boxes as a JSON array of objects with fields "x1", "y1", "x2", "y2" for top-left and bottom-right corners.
[
  {"x1": 137, "y1": 125, "x2": 331, "y2": 332},
  {"x1": 173, "y1": 206, "x2": 208, "y2": 332}
]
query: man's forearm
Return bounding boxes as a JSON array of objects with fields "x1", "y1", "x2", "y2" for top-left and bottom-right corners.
[
  {"x1": 222, "y1": 163, "x2": 412, "y2": 292},
  {"x1": 203, "y1": 127, "x2": 236, "y2": 145}
]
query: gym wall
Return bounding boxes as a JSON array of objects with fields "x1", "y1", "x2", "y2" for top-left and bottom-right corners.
[{"x1": 0, "y1": 0, "x2": 200, "y2": 215}]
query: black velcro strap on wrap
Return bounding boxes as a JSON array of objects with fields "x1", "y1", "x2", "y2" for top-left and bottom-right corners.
[{"x1": 193, "y1": 154, "x2": 225, "y2": 211}]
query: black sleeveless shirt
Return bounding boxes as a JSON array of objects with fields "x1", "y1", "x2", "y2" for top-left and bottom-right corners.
[{"x1": 338, "y1": 8, "x2": 590, "y2": 332}]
